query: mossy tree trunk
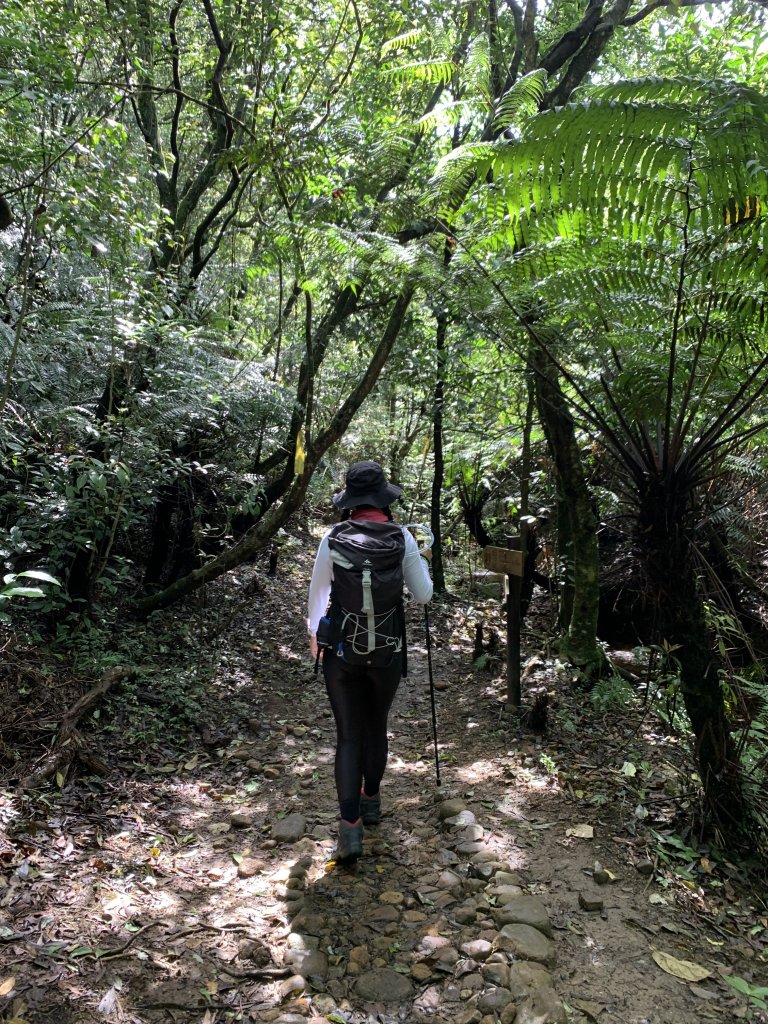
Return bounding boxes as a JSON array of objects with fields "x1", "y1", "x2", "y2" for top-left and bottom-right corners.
[
  {"x1": 430, "y1": 310, "x2": 447, "y2": 593},
  {"x1": 637, "y1": 476, "x2": 745, "y2": 833},
  {"x1": 532, "y1": 343, "x2": 606, "y2": 677}
]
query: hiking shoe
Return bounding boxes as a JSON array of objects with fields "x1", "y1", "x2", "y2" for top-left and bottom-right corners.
[
  {"x1": 360, "y1": 792, "x2": 381, "y2": 826},
  {"x1": 334, "y1": 819, "x2": 363, "y2": 863}
]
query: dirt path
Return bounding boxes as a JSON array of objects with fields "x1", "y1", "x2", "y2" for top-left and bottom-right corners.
[{"x1": 1, "y1": 530, "x2": 766, "y2": 1023}]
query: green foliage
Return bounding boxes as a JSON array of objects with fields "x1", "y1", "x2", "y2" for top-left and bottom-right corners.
[
  {"x1": 0, "y1": 570, "x2": 60, "y2": 622},
  {"x1": 589, "y1": 674, "x2": 635, "y2": 714}
]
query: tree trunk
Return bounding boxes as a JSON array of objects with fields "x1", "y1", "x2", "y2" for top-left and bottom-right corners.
[
  {"x1": 532, "y1": 343, "x2": 606, "y2": 676},
  {"x1": 638, "y1": 477, "x2": 746, "y2": 834},
  {"x1": 430, "y1": 311, "x2": 447, "y2": 593},
  {"x1": 137, "y1": 288, "x2": 415, "y2": 612}
]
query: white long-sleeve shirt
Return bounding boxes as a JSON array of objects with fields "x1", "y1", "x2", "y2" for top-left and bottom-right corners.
[{"x1": 307, "y1": 526, "x2": 433, "y2": 634}]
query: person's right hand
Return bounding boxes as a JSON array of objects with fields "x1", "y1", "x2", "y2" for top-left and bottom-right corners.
[
  {"x1": 419, "y1": 546, "x2": 433, "y2": 563},
  {"x1": 310, "y1": 635, "x2": 319, "y2": 660}
]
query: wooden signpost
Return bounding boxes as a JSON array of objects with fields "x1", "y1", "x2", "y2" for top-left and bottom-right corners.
[{"x1": 483, "y1": 535, "x2": 526, "y2": 708}]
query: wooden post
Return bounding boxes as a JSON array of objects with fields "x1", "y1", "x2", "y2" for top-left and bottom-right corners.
[{"x1": 482, "y1": 538, "x2": 526, "y2": 708}]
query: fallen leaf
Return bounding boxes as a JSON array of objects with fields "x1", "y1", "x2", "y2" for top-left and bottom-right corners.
[
  {"x1": 97, "y1": 986, "x2": 119, "y2": 1014},
  {"x1": 572, "y1": 998, "x2": 605, "y2": 1019},
  {"x1": 567, "y1": 824, "x2": 594, "y2": 839},
  {"x1": 652, "y1": 949, "x2": 712, "y2": 982},
  {"x1": 621, "y1": 761, "x2": 637, "y2": 777},
  {"x1": 649, "y1": 893, "x2": 668, "y2": 906},
  {"x1": 0, "y1": 978, "x2": 16, "y2": 996},
  {"x1": 207, "y1": 823, "x2": 230, "y2": 834}
]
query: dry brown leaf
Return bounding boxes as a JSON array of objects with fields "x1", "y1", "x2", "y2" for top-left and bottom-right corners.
[
  {"x1": 566, "y1": 824, "x2": 594, "y2": 839},
  {"x1": 0, "y1": 978, "x2": 16, "y2": 996},
  {"x1": 652, "y1": 949, "x2": 712, "y2": 982}
]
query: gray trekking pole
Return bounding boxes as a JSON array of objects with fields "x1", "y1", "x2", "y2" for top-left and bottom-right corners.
[
  {"x1": 424, "y1": 604, "x2": 441, "y2": 786},
  {"x1": 403, "y1": 524, "x2": 440, "y2": 784}
]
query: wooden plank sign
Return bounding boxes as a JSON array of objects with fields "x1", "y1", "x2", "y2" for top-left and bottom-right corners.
[{"x1": 483, "y1": 545, "x2": 524, "y2": 577}]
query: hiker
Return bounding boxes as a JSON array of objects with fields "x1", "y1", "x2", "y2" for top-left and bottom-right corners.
[{"x1": 307, "y1": 461, "x2": 433, "y2": 863}]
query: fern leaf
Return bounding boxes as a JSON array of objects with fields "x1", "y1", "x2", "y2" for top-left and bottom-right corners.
[
  {"x1": 384, "y1": 60, "x2": 457, "y2": 86},
  {"x1": 381, "y1": 27, "x2": 427, "y2": 55},
  {"x1": 493, "y1": 70, "x2": 548, "y2": 132}
]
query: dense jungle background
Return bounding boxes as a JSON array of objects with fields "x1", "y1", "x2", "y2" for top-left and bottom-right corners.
[{"x1": 2, "y1": 0, "x2": 768, "y2": 1021}]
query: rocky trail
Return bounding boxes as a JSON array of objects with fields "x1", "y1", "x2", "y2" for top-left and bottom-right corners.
[{"x1": 1, "y1": 528, "x2": 766, "y2": 1024}]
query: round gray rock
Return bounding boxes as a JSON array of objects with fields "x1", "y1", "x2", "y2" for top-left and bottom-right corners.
[
  {"x1": 478, "y1": 987, "x2": 514, "y2": 1013},
  {"x1": 493, "y1": 894, "x2": 553, "y2": 937},
  {"x1": 507, "y1": 961, "x2": 553, "y2": 998},
  {"x1": 356, "y1": 968, "x2": 414, "y2": 1002},
  {"x1": 271, "y1": 812, "x2": 306, "y2": 843},
  {"x1": 495, "y1": 923, "x2": 556, "y2": 966},
  {"x1": 438, "y1": 799, "x2": 467, "y2": 820},
  {"x1": 516, "y1": 986, "x2": 568, "y2": 1024}
]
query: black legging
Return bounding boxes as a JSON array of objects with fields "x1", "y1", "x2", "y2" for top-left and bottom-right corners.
[{"x1": 323, "y1": 651, "x2": 401, "y2": 822}]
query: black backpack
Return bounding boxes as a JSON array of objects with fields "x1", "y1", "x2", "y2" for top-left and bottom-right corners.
[{"x1": 327, "y1": 520, "x2": 406, "y2": 669}]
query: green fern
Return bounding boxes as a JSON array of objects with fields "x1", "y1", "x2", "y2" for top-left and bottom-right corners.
[
  {"x1": 384, "y1": 59, "x2": 458, "y2": 86},
  {"x1": 381, "y1": 27, "x2": 428, "y2": 56},
  {"x1": 493, "y1": 70, "x2": 548, "y2": 132}
]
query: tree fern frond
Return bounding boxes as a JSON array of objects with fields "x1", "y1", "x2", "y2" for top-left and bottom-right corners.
[
  {"x1": 493, "y1": 70, "x2": 547, "y2": 132},
  {"x1": 427, "y1": 141, "x2": 495, "y2": 213},
  {"x1": 463, "y1": 34, "x2": 491, "y2": 101},
  {"x1": 414, "y1": 99, "x2": 471, "y2": 135},
  {"x1": 384, "y1": 59, "x2": 457, "y2": 86},
  {"x1": 381, "y1": 27, "x2": 428, "y2": 55}
]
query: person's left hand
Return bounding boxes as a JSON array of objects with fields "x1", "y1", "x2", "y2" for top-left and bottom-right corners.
[{"x1": 310, "y1": 635, "x2": 319, "y2": 660}]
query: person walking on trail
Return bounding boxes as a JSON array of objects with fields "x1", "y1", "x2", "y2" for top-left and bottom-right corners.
[{"x1": 307, "y1": 461, "x2": 433, "y2": 864}]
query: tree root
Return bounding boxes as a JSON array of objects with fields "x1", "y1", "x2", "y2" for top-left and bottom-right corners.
[{"x1": 18, "y1": 666, "x2": 137, "y2": 790}]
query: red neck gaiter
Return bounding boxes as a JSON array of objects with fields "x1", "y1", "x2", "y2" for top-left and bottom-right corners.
[{"x1": 350, "y1": 508, "x2": 390, "y2": 523}]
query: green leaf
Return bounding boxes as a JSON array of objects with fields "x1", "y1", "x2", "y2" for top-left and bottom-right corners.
[{"x1": 17, "y1": 570, "x2": 60, "y2": 585}]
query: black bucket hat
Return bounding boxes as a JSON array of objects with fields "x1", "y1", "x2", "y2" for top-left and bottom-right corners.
[{"x1": 332, "y1": 461, "x2": 402, "y2": 510}]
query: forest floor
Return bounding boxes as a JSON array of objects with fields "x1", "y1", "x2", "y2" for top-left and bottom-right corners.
[{"x1": 1, "y1": 523, "x2": 767, "y2": 1024}]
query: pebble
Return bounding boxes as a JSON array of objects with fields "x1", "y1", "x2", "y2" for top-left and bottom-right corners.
[
  {"x1": 578, "y1": 891, "x2": 604, "y2": 912},
  {"x1": 411, "y1": 962, "x2": 433, "y2": 981},
  {"x1": 461, "y1": 939, "x2": 493, "y2": 961},
  {"x1": 237, "y1": 857, "x2": 265, "y2": 878},
  {"x1": 453, "y1": 904, "x2": 477, "y2": 925},
  {"x1": 279, "y1": 974, "x2": 307, "y2": 999},
  {"x1": 464, "y1": 878, "x2": 487, "y2": 893},
  {"x1": 436, "y1": 869, "x2": 463, "y2": 890},
  {"x1": 229, "y1": 809, "x2": 255, "y2": 828},
  {"x1": 492, "y1": 884, "x2": 524, "y2": 904},
  {"x1": 494, "y1": 870, "x2": 523, "y2": 886},
  {"x1": 293, "y1": 950, "x2": 329, "y2": 981},
  {"x1": 445, "y1": 810, "x2": 477, "y2": 826},
  {"x1": 482, "y1": 961, "x2": 510, "y2": 987},
  {"x1": 366, "y1": 905, "x2": 400, "y2": 922},
  {"x1": 379, "y1": 889, "x2": 405, "y2": 904},
  {"x1": 456, "y1": 841, "x2": 486, "y2": 854},
  {"x1": 478, "y1": 987, "x2": 514, "y2": 1013}
]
